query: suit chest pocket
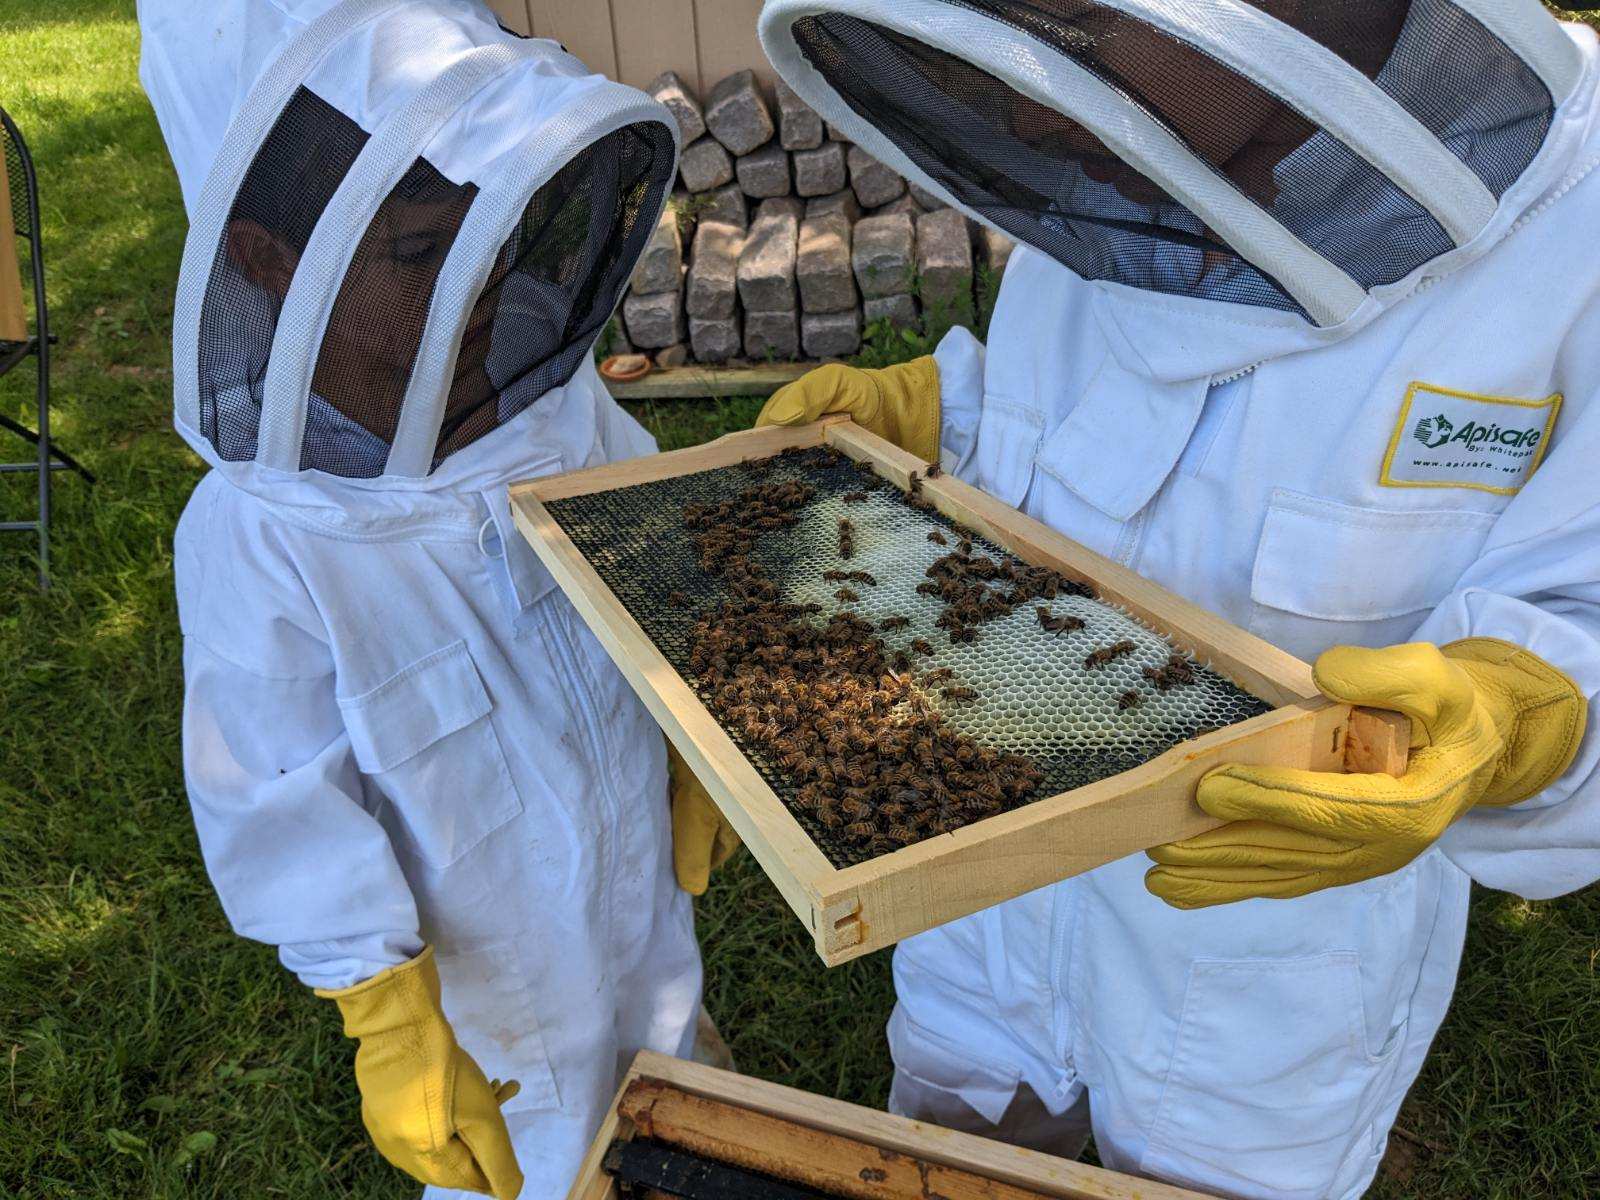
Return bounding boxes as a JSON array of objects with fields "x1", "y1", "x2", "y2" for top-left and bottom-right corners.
[
  {"x1": 339, "y1": 639, "x2": 524, "y2": 870},
  {"x1": 1248, "y1": 490, "x2": 1497, "y2": 660}
]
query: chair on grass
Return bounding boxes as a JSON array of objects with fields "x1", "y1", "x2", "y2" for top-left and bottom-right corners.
[{"x1": 1, "y1": 103, "x2": 94, "y2": 590}]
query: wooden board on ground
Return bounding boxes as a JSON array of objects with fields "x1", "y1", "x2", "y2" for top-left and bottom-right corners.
[
  {"x1": 510, "y1": 420, "x2": 1410, "y2": 965},
  {"x1": 569, "y1": 1051, "x2": 1218, "y2": 1200},
  {"x1": 605, "y1": 362, "x2": 817, "y2": 401}
]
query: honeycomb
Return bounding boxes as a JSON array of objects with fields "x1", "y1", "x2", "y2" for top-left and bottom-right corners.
[{"x1": 547, "y1": 446, "x2": 1271, "y2": 866}]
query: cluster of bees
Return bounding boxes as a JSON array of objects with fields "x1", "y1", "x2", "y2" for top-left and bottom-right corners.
[
  {"x1": 687, "y1": 596, "x2": 1044, "y2": 858},
  {"x1": 917, "y1": 543, "x2": 1096, "y2": 646},
  {"x1": 667, "y1": 445, "x2": 1205, "y2": 860},
  {"x1": 673, "y1": 451, "x2": 1044, "y2": 858},
  {"x1": 680, "y1": 477, "x2": 815, "y2": 605}
]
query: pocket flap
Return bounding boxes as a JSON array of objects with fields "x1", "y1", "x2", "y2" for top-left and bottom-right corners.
[
  {"x1": 339, "y1": 640, "x2": 492, "y2": 773},
  {"x1": 1251, "y1": 490, "x2": 1496, "y2": 622},
  {"x1": 1034, "y1": 365, "x2": 1208, "y2": 523},
  {"x1": 887, "y1": 1007, "x2": 1020, "y2": 1126}
]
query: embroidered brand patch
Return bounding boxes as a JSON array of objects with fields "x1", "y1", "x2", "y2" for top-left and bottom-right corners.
[{"x1": 1380, "y1": 382, "x2": 1561, "y2": 495}]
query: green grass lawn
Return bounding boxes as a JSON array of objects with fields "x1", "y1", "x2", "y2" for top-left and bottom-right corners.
[{"x1": 1, "y1": 3, "x2": 1596, "y2": 1197}]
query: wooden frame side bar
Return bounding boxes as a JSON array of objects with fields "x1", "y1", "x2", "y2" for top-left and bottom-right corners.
[
  {"x1": 816, "y1": 699, "x2": 1352, "y2": 963},
  {"x1": 510, "y1": 417, "x2": 842, "y2": 504},
  {"x1": 511, "y1": 479, "x2": 839, "y2": 937}
]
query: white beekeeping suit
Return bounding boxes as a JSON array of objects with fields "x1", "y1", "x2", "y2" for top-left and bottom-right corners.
[
  {"x1": 140, "y1": 2, "x2": 700, "y2": 1195},
  {"x1": 762, "y1": 2, "x2": 1600, "y2": 1197}
]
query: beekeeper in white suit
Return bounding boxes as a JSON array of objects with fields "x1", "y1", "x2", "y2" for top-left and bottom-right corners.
[
  {"x1": 757, "y1": 1, "x2": 1597, "y2": 1196},
  {"x1": 138, "y1": 1, "x2": 738, "y2": 1195}
]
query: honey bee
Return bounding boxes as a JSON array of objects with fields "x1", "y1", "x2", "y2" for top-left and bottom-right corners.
[
  {"x1": 843, "y1": 490, "x2": 869, "y2": 503},
  {"x1": 910, "y1": 638, "x2": 935, "y2": 656},
  {"x1": 922, "y1": 667, "x2": 955, "y2": 685},
  {"x1": 1117, "y1": 690, "x2": 1142, "y2": 711},
  {"x1": 1143, "y1": 652, "x2": 1198, "y2": 691},
  {"x1": 879, "y1": 615, "x2": 911, "y2": 631},
  {"x1": 1035, "y1": 606, "x2": 1085, "y2": 634},
  {"x1": 908, "y1": 470, "x2": 922, "y2": 496},
  {"x1": 927, "y1": 530, "x2": 947, "y2": 546},
  {"x1": 1084, "y1": 640, "x2": 1137, "y2": 670},
  {"x1": 942, "y1": 686, "x2": 979, "y2": 704},
  {"x1": 924, "y1": 460, "x2": 943, "y2": 479},
  {"x1": 949, "y1": 626, "x2": 978, "y2": 644}
]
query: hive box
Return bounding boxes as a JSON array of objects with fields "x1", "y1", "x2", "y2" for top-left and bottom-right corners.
[
  {"x1": 569, "y1": 1050, "x2": 1219, "y2": 1199},
  {"x1": 511, "y1": 420, "x2": 1408, "y2": 965}
]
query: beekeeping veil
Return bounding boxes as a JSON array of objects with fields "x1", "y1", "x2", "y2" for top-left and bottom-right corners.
[
  {"x1": 760, "y1": 0, "x2": 1583, "y2": 329},
  {"x1": 143, "y1": 0, "x2": 677, "y2": 483}
]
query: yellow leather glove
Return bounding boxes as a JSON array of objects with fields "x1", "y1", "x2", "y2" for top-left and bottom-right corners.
[
  {"x1": 316, "y1": 947, "x2": 524, "y2": 1199},
  {"x1": 756, "y1": 358, "x2": 942, "y2": 460},
  {"x1": 1146, "y1": 639, "x2": 1586, "y2": 910},
  {"x1": 670, "y1": 743, "x2": 740, "y2": 896}
]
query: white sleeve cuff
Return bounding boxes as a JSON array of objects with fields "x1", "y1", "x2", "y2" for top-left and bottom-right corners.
[
  {"x1": 933, "y1": 326, "x2": 986, "y2": 479},
  {"x1": 1417, "y1": 588, "x2": 1600, "y2": 899},
  {"x1": 281, "y1": 931, "x2": 426, "y2": 992}
]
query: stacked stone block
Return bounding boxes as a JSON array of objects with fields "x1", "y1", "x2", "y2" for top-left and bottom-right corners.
[
  {"x1": 615, "y1": 70, "x2": 1015, "y2": 365},
  {"x1": 917, "y1": 208, "x2": 975, "y2": 339},
  {"x1": 739, "y1": 197, "x2": 801, "y2": 359},
  {"x1": 622, "y1": 200, "x2": 686, "y2": 353}
]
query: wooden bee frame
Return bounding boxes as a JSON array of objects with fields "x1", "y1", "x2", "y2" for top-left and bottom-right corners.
[
  {"x1": 511, "y1": 419, "x2": 1409, "y2": 966},
  {"x1": 569, "y1": 1051, "x2": 1219, "y2": 1199}
]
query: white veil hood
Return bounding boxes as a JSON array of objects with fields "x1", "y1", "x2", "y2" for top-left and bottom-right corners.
[
  {"x1": 142, "y1": 0, "x2": 679, "y2": 493},
  {"x1": 760, "y1": 0, "x2": 1588, "y2": 332}
]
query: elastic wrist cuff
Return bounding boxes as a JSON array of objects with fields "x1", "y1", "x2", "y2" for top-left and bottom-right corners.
[{"x1": 314, "y1": 944, "x2": 434, "y2": 1001}]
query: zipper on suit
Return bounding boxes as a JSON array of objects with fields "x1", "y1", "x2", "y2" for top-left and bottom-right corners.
[{"x1": 545, "y1": 609, "x2": 626, "y2": 950}]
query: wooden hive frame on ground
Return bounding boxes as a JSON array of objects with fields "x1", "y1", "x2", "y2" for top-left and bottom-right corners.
[
  {"x1": 511, "y1": 419, "x2": 1409, "y2": 966},
  {"x1": 569, "y1": 1050, "x2": 1219, "y2": 1199}
]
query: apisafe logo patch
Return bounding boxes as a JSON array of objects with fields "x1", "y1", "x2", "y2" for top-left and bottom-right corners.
[{"x1": 1381, "y1": 382, "x2": 1561, "y2": 495}]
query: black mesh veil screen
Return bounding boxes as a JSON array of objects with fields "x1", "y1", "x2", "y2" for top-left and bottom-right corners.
[
  {"x1": 432, "y1": 120, "x2": 675, "y2": 468},
  {"x1": 3, "y1": 124, "x2": 26, "y2": 239},
  {"x1": 3, "y1": 119, "x2": 33, "y2": 334},
  {"x1": 796, "y1": 14, "x2": 1301, "y2": 314},
  {"x1": 793, "y1": 4, "x2": 1469, "y2": 315},
  {"x1": 196, "y1": 87, "x2": 368, "y2": 462},
  {"x1": 304, "y1": 158, "x2": 478, "y2": 476},
  {"x1": 1367, "y1": 0, "x2": 1552, "y2": 198}
]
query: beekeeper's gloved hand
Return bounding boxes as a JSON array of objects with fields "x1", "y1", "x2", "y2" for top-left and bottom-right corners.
[
  {"x1": 756, "y1": 359, "x2": 941, "y2": 460},
  {"x1": 1146, "y1": 640, "x2": 1586, "y2": 909},
  {"x1": 670, "y1": 743, "x2": 741, "y2": 895},
  {"x1": 317, "y1": 948, "x2": 524, "y2": 1199}
]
